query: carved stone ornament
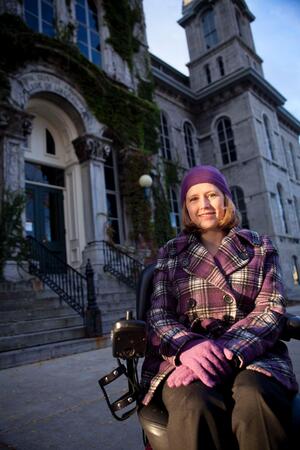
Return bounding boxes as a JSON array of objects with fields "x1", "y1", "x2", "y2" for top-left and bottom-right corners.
[
  {"x1": 0, "y1": 102, "x2": 34, "y2": 139},
  {"x1": 73, "y1": 135, "x2": 111, "y2": 163}
]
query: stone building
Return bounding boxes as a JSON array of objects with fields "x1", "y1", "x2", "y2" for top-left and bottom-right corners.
[{"x1": 1, "y1": 0, "x2": 300, "y2": 303}]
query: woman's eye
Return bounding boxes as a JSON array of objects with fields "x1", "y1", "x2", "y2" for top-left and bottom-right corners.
[{"x1": 208, "y1": 193, "x2": 217, "y2": 198}]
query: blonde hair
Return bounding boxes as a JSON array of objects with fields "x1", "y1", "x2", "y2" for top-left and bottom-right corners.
[{"x1": 181, "y1": 194, "x2": 241, "y2": 232}]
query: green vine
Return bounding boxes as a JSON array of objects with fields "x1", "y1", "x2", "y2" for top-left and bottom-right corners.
[
  {"x1": 0, "y1": 189, "x2": 28, "y2": 279},
  {"x1": 0, "y1": 13, "x2": 159, "y2": 154},
  {"x1": 164, "y1": 160, "x2": 180, "y2": 189},
  {"x1": 120, "y1": 149, "x2": 154, "y2": 243},
  {"x1": 153, "y1": 183, "x2": 175, "y2": 248},
  {"x1": 103, "y1": 0, "x2": 142, "y2": 70}
]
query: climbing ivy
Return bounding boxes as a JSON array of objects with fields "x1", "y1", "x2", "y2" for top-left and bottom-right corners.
[
  {"x1": 103, "y1": 0, "x2": 142, "y2": 70},
  {"x1": 0, "y1": 190, "x2": 28, "y2": 279},
  {"x1": 120, "y1": 149, "x2": 154, "y2": 243},
  {"x1": 0, "y1": 13, "x2": 159, "y2": 154}
]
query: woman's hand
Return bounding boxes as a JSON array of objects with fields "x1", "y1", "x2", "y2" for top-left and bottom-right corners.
[
  {"x1": 167, "y1": 365, "x2": 198, "y2": 388},
  {"x1": 179, "y1": 339, "x2": 232, "y2": 387}
]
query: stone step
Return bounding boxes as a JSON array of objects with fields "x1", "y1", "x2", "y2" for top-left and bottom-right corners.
[
  {"x1": 0, "y1": 315, "x2": 83, "y2": 336},
  {"x1": 0, "y1": 326, "x2": 85, "y2": 351},
  {"x1": 0, "y1": 335, "x2": 111, "y2": 370},
  {"x1": 0, "y1": 296, "x2": 65, "y2": 311},
  {"x1": 0, "y1": 305, "x2": 80, "y2": 322},
  {"x1": 98, "y1": 296, "x2": 136, "y2": 310}
]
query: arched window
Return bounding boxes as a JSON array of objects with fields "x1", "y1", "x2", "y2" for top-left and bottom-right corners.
[
  {"x1": 202, "y1": 9, "x2": 218, "y2": 49},
  {"x1": 159, "y1": 112, "x2": 172, "y2": 160},
  {"x1": 289, "y1": 143, "x2": 299, "y2": 180},
  {"x1": 169, "y1": 188, "x2": 181, "y2": 235},
  {"x1": 75, "y1": 0, "x2": 101, "y2": 66},
  {"x1": 204, "y1": 64, "x2": 212, "y2": 84},
  {"x1": 294, "y1": 196, "x2": 300, "y2": 231},
  {"x1": 277, "y1": 184, "x2": 288, "y2": 234},
  {"x1": 292, "y1": 256, "x2": 300, "y2": 286},
  {"x1": 235, "y1": 9, "x2": 243, "y2": 37},
  {"x1": 24, "y1": 0, "x2": 54, "y2": 37},
  {"x1": 46, "y1": 129, "x2": 56, "y2": 155},
  {"x1": 217, "y1": 56, "x2": 225, "y2": 76},
  {"x1": 183, "y1": 122, "x2": 196, "y2": 168},
  {"x1": 217, "y1": 117, "x2": 237, "y2": 165},
  {"x1": 230, "y1": 186, "x2": 249, "y2": 228},
  {"x1": 263, "y1": 115, "x2": 274, "y2": 160}
]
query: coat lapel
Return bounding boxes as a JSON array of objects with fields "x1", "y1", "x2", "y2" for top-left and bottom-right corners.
[
  {"x1": 215, "y1": 228, "x2": 250, "y2": 276},
  {"x1": 180, "y1": 228, "x2": 250, "y2": 295}
]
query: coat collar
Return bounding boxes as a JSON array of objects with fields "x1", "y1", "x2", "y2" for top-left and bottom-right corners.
[{"x1": 171, "y1": 227, "x2": 260, "y2": 295}]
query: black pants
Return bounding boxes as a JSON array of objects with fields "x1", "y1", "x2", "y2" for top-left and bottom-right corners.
[{"x1": 161, "y1": 370, "x2": 294, "y2": 450}]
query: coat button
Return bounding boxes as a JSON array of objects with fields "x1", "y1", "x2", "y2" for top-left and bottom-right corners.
[
  {"x1": 188, "y1": 298, "x2": 197, "y2": 308},
  {"x1": 239, "y1": 252, "x2": 248, "y2": 260},
  {"x1": 223, "y1": 294, "x2": 234, "y2": 304},
  {"x1": 182, "y1": 258, "x2": 190, "y2": 267}
]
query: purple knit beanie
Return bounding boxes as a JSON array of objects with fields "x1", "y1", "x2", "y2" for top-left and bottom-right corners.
[{"x1": 180, "y1": 165, "x2": 232, "y2": 206}]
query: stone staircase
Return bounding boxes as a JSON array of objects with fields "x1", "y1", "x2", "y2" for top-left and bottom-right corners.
[{"x1": 0, "y1": 274, "x2": 136, "y2": 369}]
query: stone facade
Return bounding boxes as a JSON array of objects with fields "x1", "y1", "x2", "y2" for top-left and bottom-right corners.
[{"x1": 0, "y1": 0, "x2": 300, "y2": 299}]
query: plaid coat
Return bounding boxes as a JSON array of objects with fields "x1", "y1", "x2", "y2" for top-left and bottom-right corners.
[{"x1": 141, "y1": 227, "x2": 298, "y2": 405}]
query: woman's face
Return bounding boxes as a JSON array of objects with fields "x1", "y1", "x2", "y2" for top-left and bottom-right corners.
[{"x1": 185, "y1": 183, "x2": 226, "y2": 231}]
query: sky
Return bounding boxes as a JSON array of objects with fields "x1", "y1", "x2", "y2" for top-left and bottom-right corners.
[{"x1": 143, "y1": 0, "x2": 300, "y2": 121}]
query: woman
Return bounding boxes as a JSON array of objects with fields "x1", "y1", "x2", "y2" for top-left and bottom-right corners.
[{"x1": 141, "y1": 165, "x2": 298, "y2": 450}]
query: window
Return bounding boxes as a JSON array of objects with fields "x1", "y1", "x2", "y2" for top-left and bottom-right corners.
[
  {"x1": 292, "y1": 256, "x2": 300, "y2": 286},
  {"x1": 294, "y1": 196, "x2": 300, "y2": 231},
  {"x1": 104, "y1": 151, "x2": 121, "y2": 243},
  {"x1": 169, "y1": 188, "x2": 181, "y2": 235},
  {"x1": 217, "y1": 117, "x2": 237, "y2": 165},
  {"x1": 289, "y1": 143, "x2": 299, "y2": 179},
  {"x1": 202, "y1": 9, "x2": 218, "y2": 49},
  {"x1": 24, "y1": 0, "x2": 54, "y2": 37},
  {"x1": 217, "y1": 56, "x2": 225, "y2": 76},
  {"x1": 204, "y1": 64, "x2": 212, "y2": 84},
  {"x1": 183, "y1": 122, "x2": 196, "y2": 168},
  {"x1": 276, "y1": 184, "x2": 288, "y2": 234},
  {"x1": 75, "y1": 0, "x2": 101, "y2": 66},
  {"x1": 46, "y1": 129, "x2": 56, "y2": 155},
  {"x1": 263, "y1": 115, "x2": 274, "y2": 160},
  {"x1": 159, "y1": 112, "x2": 172, "y2": 160},
  {"x1": 235, "y1": 9, "x2": 243, "y2": 37},
  {"x1": 230, "y1": 186, "x2": 249, "y2": 228}
]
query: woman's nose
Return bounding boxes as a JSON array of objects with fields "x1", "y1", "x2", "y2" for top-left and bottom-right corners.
[{"x1": 198, "y1": 196, "x2": 210, "y2": 209}]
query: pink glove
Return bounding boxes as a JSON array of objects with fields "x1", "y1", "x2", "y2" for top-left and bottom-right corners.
[
  {"x1": 179, "y1": 340, "x2": 232, "y2": 387},
  {"x1": 167, "y1": 365, "x2": 198, "y2": 388}
]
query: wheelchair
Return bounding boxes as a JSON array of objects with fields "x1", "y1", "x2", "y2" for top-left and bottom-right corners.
[{"x1": 99, "y1": 263, "x2": 300, "y2": 450}]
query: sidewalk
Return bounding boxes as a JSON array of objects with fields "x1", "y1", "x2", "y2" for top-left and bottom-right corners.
[{"x1": 1, "y1": 305, "x2": 300, "y2": 450}]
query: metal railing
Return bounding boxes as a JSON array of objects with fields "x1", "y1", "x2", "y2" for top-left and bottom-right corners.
[
  {"x1": 26, "y1": 236, "x2": 86, "y2": 317},
  {"x1": 101, "y1": 240, "x2": 145, "y2": 289}
]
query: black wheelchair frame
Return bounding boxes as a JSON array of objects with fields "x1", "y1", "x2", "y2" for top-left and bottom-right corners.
[{"x1": 99, "y1": 263, "x2": 300, "y2": 450}]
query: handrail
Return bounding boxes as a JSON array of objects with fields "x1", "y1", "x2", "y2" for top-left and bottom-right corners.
[
  {"x1": 99, "y1": 240, "x2": 145, "y2": 289},
  {"x1": 25, "y1": 236, "x2": 86, "y2": 317}
]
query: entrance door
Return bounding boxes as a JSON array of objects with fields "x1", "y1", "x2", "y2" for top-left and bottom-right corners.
[{"x1": 26, "y1": 183, "x2": 66, "y2": 262}]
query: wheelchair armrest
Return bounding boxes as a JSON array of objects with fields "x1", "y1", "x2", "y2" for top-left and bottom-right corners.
[
  {"x1": 282, "y1": 314, "x2": 300, "y2": 341},
  {"x1": 111, "y1": 310, "x2": 147, "y2": 359}
]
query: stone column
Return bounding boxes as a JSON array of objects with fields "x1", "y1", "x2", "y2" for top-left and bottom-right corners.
[
  {"x1": 72, "y1": 134, "x2": 111, "y2": 270},
  {"x1": 0, "y1": 102, "x2": 34, "y2": 196},
  {"x1": 0, "y1": 102, "x2": 34, "y2": 281}
]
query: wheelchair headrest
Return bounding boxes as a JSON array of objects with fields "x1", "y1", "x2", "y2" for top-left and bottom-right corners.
[{"x1": 136, "y1": 263, "x2": 156, "y2": 321}]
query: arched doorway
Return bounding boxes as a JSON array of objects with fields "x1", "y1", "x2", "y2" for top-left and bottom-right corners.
[{"x1": 25, "y1": 97, "x2": 85, "y2": 268}]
